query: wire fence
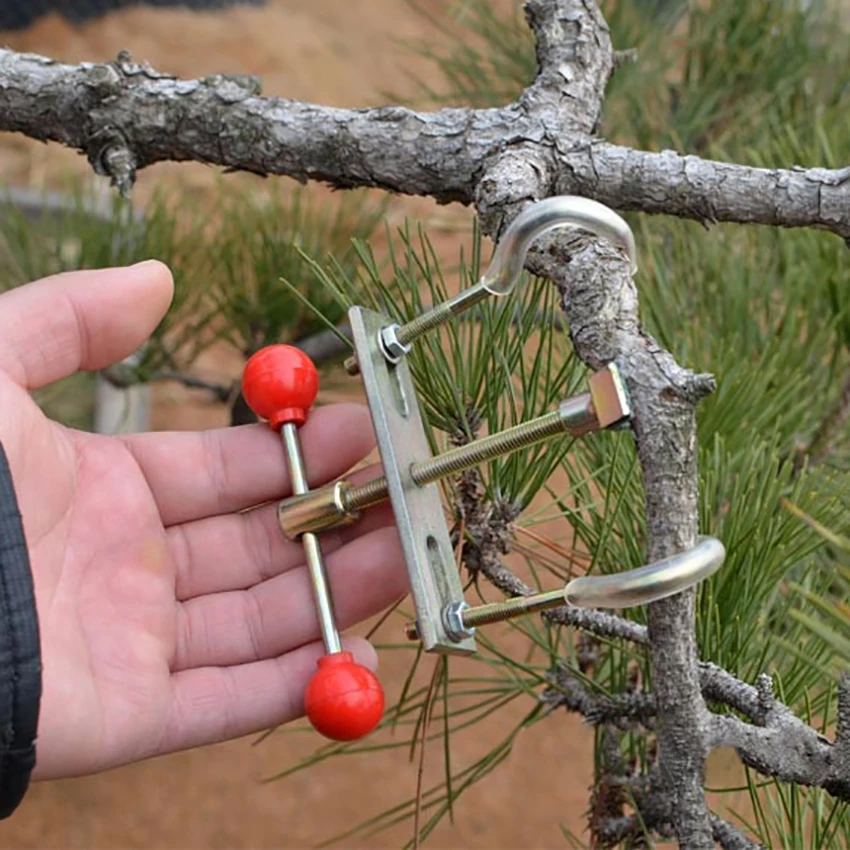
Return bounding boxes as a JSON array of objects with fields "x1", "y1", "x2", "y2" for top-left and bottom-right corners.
[{"x1": 0, "y1": 0, "x2": 265, "y2": 30}]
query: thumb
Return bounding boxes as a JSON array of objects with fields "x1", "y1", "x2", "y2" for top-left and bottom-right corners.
[{"x1": 0, "y1": 261, "x2": 174, "y2": 390}]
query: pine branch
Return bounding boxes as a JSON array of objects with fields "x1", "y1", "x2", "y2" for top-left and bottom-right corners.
[
  {"x1": 596, "y1": 810, "x2": 761, "y2": 850},
  {"x1": 709, "y1": 816, "x2": 763, "y2": 850},
  {"x1": 520, "y1": 236, "x2": 716, "y2": 846},
  {"x1": 3, "y1": 0, "x2": 848, "y2": 843},
  {"x1": 541, "y1": 662, "x2": 656, "y2": 729},
  {"x1": 1, "y1": 29, "x2": 850, "y2": 236},
  {"x1": 292, "y1": 322, "x2": 351, "y2": 365},
  {"x1": 557, "y1": 144, "x2": 850, "y2": 242},
  {"x1": 100, "y1": 363, "x2": 233, "y2": 401},
  {"x1": 706, "y1": 671, "x2": 850, "y2": 802},
  {"x1": 152, "y1": 371, "x2": 233, "y2": 401}
]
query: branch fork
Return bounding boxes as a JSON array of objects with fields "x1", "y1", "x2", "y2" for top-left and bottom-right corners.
[{"x1": 2, "y1": 1, "x2": 848, "y2": 845}]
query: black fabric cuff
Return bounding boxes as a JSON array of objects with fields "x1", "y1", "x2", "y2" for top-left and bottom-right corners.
[{"x1": 0, "y1": 441, "x2": 41, "y2": 819}]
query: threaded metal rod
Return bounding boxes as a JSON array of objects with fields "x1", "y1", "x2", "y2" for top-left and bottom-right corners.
[
  {"x1": 462, "y1": 589, "x2": 566, "y2": 627},
  {"x1": 343, "y1": 396, "x2": 593, "y2": 514},
  {"x1": 411, "y1": 408, "x2": 564, "y2": 483},
  {"x1": 344, "y1": 284, "x2": 490, "y2": 375},
  {"x1": 395, "y1": 283, "x2": 490, "y2": 346},
  {"x1": 404, "y1": 588, "x2": 566, "y2": 640},
  {"x1": 344, "y1": 476, "x2": 391, "y2": 512}
]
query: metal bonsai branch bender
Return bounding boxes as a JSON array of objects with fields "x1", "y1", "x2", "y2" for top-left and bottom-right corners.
[{"x1": 240, "y1": 196, "x2": 726, "y2": 741}]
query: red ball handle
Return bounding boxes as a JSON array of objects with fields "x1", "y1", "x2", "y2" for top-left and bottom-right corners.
[
  {"x1": 304, "y1": 652, "x2": 385, "y2": 741},
  {"x1": 242, "y1": 345, "x2": 319, "y2": 429}
]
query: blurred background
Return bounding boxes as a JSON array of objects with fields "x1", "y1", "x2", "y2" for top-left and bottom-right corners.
[
  {"x1": 2, "y1": 1, "x2": 850, "y2": 848},
  {"x1": 0, "y1": 2, "x2": 601, "y2": 848}
]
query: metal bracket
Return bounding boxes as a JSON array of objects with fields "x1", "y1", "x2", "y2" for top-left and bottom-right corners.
[{"x1": 349, "y1": 306, "x2": 476, "y2": 656}]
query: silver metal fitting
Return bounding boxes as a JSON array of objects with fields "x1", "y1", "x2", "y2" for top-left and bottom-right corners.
[
  {"x1": 379, "y1": 324, "x2": 412, "y2": 364},
  {"x1": 586, "y1": 362, "x2": 631, "y2": 430},
  {"x1": 442, "y1": 600, "x2": 474, "y2": 641},
  {"x1": 278, "y1": 480, "x2": 360, "y2": 540}
]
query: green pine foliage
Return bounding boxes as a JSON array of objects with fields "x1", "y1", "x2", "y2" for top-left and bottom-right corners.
[
  {"x1": 279, "y1": 2, "x2": 850, "y2": 846},
  {"x1": 0, "y1": 185, "x2": 220, "y2": 419},
  {"x1": 0, "y1": 182, "x2": 385, "y2": 423},
  {"x1": 3, "y1": 1, "x2": 850, "y2": 845},
  {"x1": 205, "y1": 183, "x2": 387, "y2": 358}
]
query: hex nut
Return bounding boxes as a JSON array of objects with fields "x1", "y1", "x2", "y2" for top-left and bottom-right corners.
[
  {"x1": 442, "y1": 601, "x2": 474, "y2": 641},
  {"x1": 379, "y1": 324, "x2": 412, "y2": 364}
]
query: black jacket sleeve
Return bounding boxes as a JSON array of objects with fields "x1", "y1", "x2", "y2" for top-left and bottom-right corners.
[{"x1": 0, "y1": 441, "x2": 41, "y2": 818}]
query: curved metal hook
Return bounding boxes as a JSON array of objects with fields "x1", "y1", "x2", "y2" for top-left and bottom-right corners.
[
  {"x1": 480, "y1": 196, "x2": 638, "y2": 296},
  {"x1": 564, "y1": 536, "x2": 726, "y2": 609},
  {"x1": 343, "y1": 195, "x2": 639, "y2": 373},
  {"x1": 401, "y1": 535, "x2": 727, "y2": 641}
]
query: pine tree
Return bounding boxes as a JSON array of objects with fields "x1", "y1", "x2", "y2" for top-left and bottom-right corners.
[{"x1": 2, "y1": 1, "x2": 850, "y2": 846}]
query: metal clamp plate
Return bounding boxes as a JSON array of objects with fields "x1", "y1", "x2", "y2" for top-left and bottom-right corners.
[{"x1": 349, "y1": 306, "x2": 476, "y2": 656}]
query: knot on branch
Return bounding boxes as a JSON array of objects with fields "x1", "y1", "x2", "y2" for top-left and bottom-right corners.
[
  {"x1": 83, "y1": 63, "x2": 122, "y2": 99},
  {"x1": 678, "y1": 371, "x2": 717, "y2": 404},
  {"x1": 612, "y1": 48, "x2": 639, "y2": 70},
  {"x1": 111, "y1": 49, "x2": 175, "y2": 81},
  {"x1": 541, "y1": 660, "x2": 656, "y2": 731},
  {"x1": 201, "y1": 73, "x2": 263, "y2": 103},
  {"x1": 755, "y1": 672, "x2": 776, "y2": 724},
  {"x1": 89, "y1": 139, "x2": 137, "y2": 199}
]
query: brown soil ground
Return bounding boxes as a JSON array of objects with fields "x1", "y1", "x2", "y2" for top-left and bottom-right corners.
[{"x1": 0, "y1": 3, "x2": 747, "y2": 847}]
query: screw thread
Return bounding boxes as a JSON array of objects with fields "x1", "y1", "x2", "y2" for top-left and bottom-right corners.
[
  {"x1": 463, "y1": 589, "x2": 566, "y2": 628},
  {"x1": 404, "y1": 588, "x2": 566, "y2": 640},
  {"x1": 343, "y1": 476, "x2": 391, "y2": 512},
  {"x1": 396, "y1": 283, "x2": 489, "y2": 346},
  {"x1": 343, "y1": 402, "x2": 589, "y2": 514},
  {"x1": 344, "y1": 284, "x2": 490, "y2": 375},
  {"x1": 412, "y1": 410, "x2": 565, "y2": 484}
]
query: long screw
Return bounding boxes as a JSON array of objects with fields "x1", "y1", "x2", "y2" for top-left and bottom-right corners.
[
  {"x1": 341, "y1": 397, "x2": 592, "y2": 514},
  {"x1": 404, "y1": 589, "x2": 566, "y2": 641},
  {"x1": 344, "y1": 284, "x2": 489, "y2": 375},
  {"x1": 277, "y1": 363, "x2": 630, "y2": 539}
]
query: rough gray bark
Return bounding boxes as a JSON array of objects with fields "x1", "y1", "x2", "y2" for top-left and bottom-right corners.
[
  {"x1": 2, "y1": 1, "x2": 848, "y2": 845},
  {"x1": 2, "y1": 42, "x2": 850, "y2": 235}
]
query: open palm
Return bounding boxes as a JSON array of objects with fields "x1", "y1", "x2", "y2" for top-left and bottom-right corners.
[{"x1": 0, "y1": 263, "x2": 406, "y2": 780}]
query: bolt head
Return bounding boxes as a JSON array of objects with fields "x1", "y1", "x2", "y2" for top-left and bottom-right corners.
[
  {"x1": 442, "y1": 600, "x2": 473, "y2": 641},
  {"x1": 379, "y1": 324, "x2": 412, "y2": 364},
  {"x1": 588, "y1": 363, "x2": 631, "y2": 429}
]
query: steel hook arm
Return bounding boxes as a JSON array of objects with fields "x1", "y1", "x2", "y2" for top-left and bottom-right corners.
[
  {"x1": 480, "y1": 195, "x2": 637, "y2": 296},
  {"x1": 341, "y1": 196, "x2": 638, "y2": 370},
  {"x1": 564, "y1": 536, "x2": 726, "y2": 609}
]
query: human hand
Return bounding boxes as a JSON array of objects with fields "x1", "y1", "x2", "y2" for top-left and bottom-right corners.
[{"x1": 0, "y1": 262, "x2": 406, "y2": 780}]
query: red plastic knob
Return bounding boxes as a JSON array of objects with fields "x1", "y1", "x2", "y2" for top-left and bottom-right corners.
[
  {"x1": 304, "y1": 652, "x2": 385, "y2": 741},
  {"x1": 242, "y1": 345, "x2": 319, "y2": 429}
]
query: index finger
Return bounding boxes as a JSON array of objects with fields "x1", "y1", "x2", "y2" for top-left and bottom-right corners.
[{"x1": 122, "y1": 403, "x2": 375, "y2": 526}]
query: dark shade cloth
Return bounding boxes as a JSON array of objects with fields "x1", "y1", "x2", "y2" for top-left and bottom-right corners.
[
  {"x1": 0, "y1": 441, "x2": 41, "y2": 818},
  {"x1": 0, "y1": 0, "x2": 265, "y2": 30}
]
